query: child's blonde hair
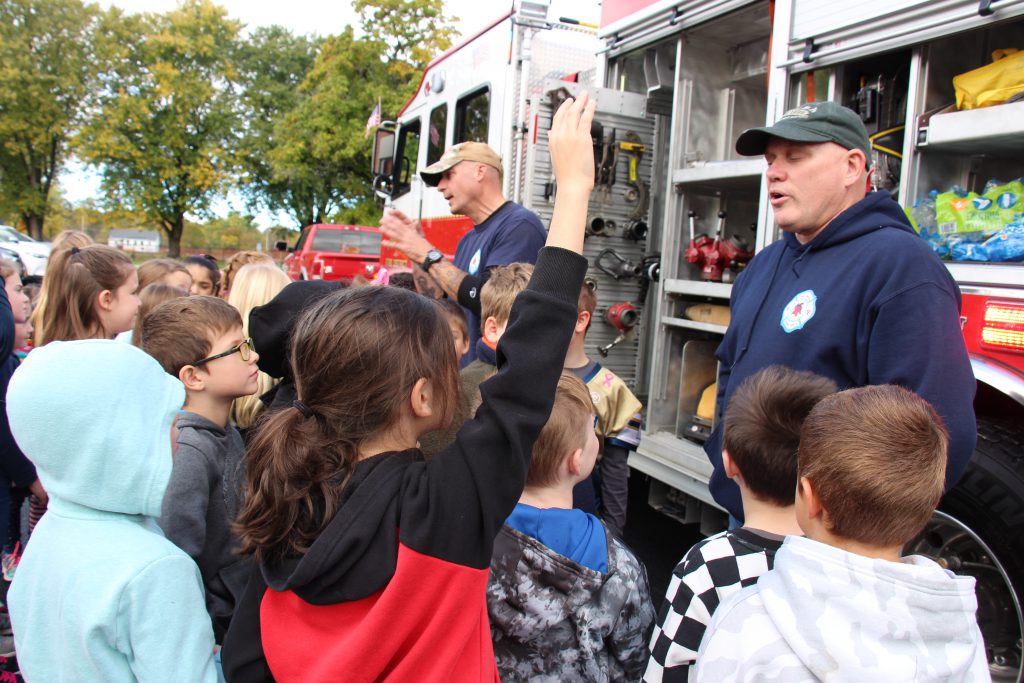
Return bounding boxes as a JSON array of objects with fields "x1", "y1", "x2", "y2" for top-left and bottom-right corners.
[
  {"x1": 798, "y1": 384, "x2": 948, "y2": 547},
  {"x1": 480, "y1": 263, "x2": 534, "y2": 326},
  {"x1": 131, "y1": 283, "x2": 189, "y2": 346},
  {"x1": 38, "y1": 245, "x2": 135, "y2": 345},
  {"x1": 527, "y1": 372, "x2": 594, "y2": 488},
  {"x1": 227, "y1": 263, "x2": 291, "y2": 428},
  {"x1": 221, "y1": 251, "x2": 274, "y2": 298},
  {"x1": 31, "y1": 230, "x2": 95, "y2": 344},
  {"x1": 137, "y1": 258, "x2": 191, "y2": 291}
]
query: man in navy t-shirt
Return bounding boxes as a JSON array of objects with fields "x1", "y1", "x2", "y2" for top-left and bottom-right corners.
[{"x1": 380, "y1": 142, "x2": 546, "y2": 363}]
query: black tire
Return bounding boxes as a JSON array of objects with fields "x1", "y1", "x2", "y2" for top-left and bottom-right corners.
[{"x1": 907, "y1": 418, "x2": 1024, "y2": 682}]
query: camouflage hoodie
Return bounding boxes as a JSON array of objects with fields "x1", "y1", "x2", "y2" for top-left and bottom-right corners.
[
  {"x1": 695, "y1": 535, "x2": 989, "y2": 682},
  {"x1": 487, "y1": 522, "x2": 655, "y2": 682}
]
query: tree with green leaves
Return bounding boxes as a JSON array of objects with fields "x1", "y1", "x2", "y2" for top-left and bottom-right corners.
[
  {"x1": 263, "y1": 1, "x2": 457, "y2": 230},
  {"x1": 0, "y1": 0, "x2": 104, "y2": 240},
  {"x1": 235, "y1": 26, "x2": 323, "y2": 229},
  {"x1": 263, "y1": 27, "x2": 393, "y2": 229},
  {"x1": 77, "y1": 0, "x2": 240, "y2": 257}
]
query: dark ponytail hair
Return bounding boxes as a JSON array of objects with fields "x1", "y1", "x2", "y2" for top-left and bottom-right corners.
[{"x1": 234, "y1": 286, "x2": 459, "y2": 563}]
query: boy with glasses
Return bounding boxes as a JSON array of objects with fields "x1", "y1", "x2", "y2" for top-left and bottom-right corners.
[{"x1": 141, "y1": 296, "x2": 260, "y2": 643}]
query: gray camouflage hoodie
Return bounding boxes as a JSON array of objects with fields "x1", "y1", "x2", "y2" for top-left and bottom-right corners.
[
  {"x1": 695, "y1": 535, "x2": 990, "y2": 682},
  {"x1": 488, "y1": 522, "x2": 656, "y2": 682}
]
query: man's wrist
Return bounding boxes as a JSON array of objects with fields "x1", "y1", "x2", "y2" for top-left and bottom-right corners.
[{"x1": 420, "y1": 248, "x2": 445, "y2": 272}]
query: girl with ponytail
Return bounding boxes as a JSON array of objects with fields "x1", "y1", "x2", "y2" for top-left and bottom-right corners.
[
  {"x1": 37, "y1": 245, "x2": 139, "y2": 346},
  {"x1": 222, "y1": 93, "x2": 598, "y2": 682}
]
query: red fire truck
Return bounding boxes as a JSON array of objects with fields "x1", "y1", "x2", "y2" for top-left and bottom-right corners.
[{"x1": 372, "y1": 2, "x2": 1024, "y2": 677}]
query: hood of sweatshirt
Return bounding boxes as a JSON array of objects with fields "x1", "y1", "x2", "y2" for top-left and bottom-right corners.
[
  {"x1": 6, "y1": 340, "x2": 185, "y2": 518},
  {"x1": 781, "y1": 191, "x2": 916, "y2": 273},
  {"x1": 759, "y1": 536, "x2": 984, "y2": 681},
  {"x1": 249, "y1": 280, "x2": 341, "y2": 380}
]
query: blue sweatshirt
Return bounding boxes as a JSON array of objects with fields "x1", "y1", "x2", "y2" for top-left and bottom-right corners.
[
  {"x1": 6, "y1": 340, "x2": 216, "y2": 682},
  {"x1": 707, "y1": 192, "x2": 977, "y2": 520}
]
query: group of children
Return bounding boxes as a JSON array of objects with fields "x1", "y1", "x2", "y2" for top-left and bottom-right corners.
[{"x1": 0, "y1": 92, "x2": 990, "y2": 683}]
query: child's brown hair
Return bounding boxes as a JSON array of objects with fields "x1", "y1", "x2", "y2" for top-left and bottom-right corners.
[
  {"x1": 481, "y1": 263, "x2": 534, "y2": 326},
  {"x1": 140, "y1": 295, "x2": 242, "y2": 377},
  {"x1": 31, "y1": 230, "x2": 95, "y2": 344},
  {"x1": 577, "y1": 281, "x2": 597, "y2": 322},
  {"x1": 137, "y1": 258, "x2": 191, "y2": 291},
  {"x1": 526, "y1": 372, "x2": 594, "y2": 488},
  {"x1": 438, "y1": 298, "x2": 468, "y2": 347},
  {"x1": 38, "y1": 245, "x2": 135, "y2": 345},
  {"x1": 723, "y1": 365, "x2": 837, "y2": 506},
  {"x1": 130, "y1": 283, "x2": 189, "y2": 346},
  {"x1": 798, "y1": 384, "x2": 948, "y2": 547},
  {"x1": 234, "y1": 286, "x2": 459, "y2": 563}
]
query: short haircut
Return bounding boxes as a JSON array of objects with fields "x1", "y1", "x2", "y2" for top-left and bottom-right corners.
[
  {"x1": 799, "y1": 384, "x2": 948, "y2": 546},
  {"x1": 480, "y1": 263, "x2": 533, "y2": 325},
  {"x1": 438, "y1": 298, "x2": 468, "y2": 343},
  {"x1": 131, "y1": 283, "x2": 189, "y2": 346},
  {"x1": 723, "y1": 365, "x2": 837, "y2": 506},
  {"x1": 577, "y1": 281, "x2": 597, "y2": 332},
  {"x1": 140, "y1": 295, "x2": 242, "y2": 377},
  {"x1": 527, "y1": 373, "x2": 594, "y2": 488}
]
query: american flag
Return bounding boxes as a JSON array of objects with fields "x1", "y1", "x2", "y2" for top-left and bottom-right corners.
[{"x1": 364, "y1": 99, "x2": 382, "y2": 139}]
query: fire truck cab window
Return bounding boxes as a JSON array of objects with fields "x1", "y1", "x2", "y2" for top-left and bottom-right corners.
[
  {"x1": 455, "y1": 88, "x2": 489, "y2": 143},
  {"x1": 393, "y1": 118, "x2": 422, "y2": 198},
  {"x1": 427, "y1": 104, "x2": 448, "y2": 165}
]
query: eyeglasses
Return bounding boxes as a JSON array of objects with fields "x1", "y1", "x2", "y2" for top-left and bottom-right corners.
[{"x1": 193, "y1": 338, "x2": 255, "y2": 366}]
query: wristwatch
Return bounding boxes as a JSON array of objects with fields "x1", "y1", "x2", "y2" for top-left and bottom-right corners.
[{"x1": 421, "y1": 248, "x2": 444, "y2": 272}]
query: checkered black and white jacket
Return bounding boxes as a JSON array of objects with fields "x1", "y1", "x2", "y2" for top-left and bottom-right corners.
[{"x1": 643, "y1": 527, "x2": 784, "y2": 682}]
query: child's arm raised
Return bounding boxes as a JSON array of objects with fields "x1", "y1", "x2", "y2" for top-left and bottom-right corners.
[
  {"x1": 401, "y1": 94, "x2": 596, "y2": 568},
  {"x1": 544, "y1": 93, "x2": 596, "y2": 254}
]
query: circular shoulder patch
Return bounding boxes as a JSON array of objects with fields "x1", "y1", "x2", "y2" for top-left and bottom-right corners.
[
  {"x1": 468, "y1": 248, "x2": 482, "y2": 275},
  {"x1": 780, "y1": 290, "x2": 817, "y2": 333}
]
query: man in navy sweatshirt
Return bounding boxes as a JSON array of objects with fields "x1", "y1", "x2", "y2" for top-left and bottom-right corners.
[
  {"x1": 707, "y1": 101, "x2": 976, "y2": 522},
  {"x1": 379, "y1": 142, "x2": 547, "y2": 365}
]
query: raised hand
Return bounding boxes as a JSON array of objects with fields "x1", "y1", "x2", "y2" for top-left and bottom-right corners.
[
  {"x1": 545, "y1": 92, "x2": 597, "y2": 254},
  {"x1": 548, "y1": 92, "x2": 597, "y2": 195}
]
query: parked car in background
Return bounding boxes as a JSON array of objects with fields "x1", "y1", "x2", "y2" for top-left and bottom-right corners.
[
  {"x1": 0, "y1": 226, "x2": 50, "y2": 279},
  {"x1": 278, "y1": 224, "x2": 382, "y2": 282}
]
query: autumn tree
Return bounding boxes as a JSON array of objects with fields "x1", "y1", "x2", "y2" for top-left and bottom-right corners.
[
  {"x1": 77, "y1": 0, "x2": 240, "y2": 257},
  {"x1": 235, "y1": 26, "x2": 322, "y2": 228},
  {"x1": 262, "y1": 0, "x2": 457, "y2": 229},
  {"x1": 0, "y1": 0, "x2": 104, "y2": 239}
]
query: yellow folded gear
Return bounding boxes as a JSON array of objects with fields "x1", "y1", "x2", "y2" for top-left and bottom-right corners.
[
  {"x1": 696, "y1": 382, "x2": 717, "y2": 421},
  {"x1": 954, "y1": 48, "x2": 1024, "y2": 110},
  {"x1": 684, "y1": 304, "x2": 731, "y2": 327}
]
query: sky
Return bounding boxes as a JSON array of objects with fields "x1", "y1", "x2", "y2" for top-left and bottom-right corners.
[{"x1": 60, "y1": 0, "x2": 553, "y2": 226}]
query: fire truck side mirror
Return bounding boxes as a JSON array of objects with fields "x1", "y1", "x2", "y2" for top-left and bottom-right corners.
[{"x1": 371, "y1": 127, "x2": 397, "y2": 196}]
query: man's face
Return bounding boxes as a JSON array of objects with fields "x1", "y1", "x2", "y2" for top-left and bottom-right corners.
[
  {"x1": 764, "y1": 139, "x2": 854, "y2": 243},
  {"x1": 435, "y1": 161, "x2": 478, "y2": 216}
]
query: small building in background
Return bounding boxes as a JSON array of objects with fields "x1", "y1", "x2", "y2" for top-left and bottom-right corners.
[{"x1": 108, "y1": 229, "x2": 161, "y2": 253}]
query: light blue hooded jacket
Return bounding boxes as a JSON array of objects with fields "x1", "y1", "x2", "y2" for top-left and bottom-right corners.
[{"x1": 6, "y1": 340, "x2": 217, "y2": 682}]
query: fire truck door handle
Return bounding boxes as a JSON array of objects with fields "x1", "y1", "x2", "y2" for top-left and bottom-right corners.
[{"x1": 978, "y1": 0, "x2": 995, "y2": 16}]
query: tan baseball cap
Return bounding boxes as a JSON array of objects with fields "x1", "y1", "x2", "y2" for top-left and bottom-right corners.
[{"x1": 420, "y1": 141, "x2": 503, "y2": 187}]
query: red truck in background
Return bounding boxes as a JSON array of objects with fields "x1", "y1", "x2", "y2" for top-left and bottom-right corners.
[
  {"x1": 278, "y1": 221, "x2": 465, "y2": 282},
  {"x1": 278, "y1": 224, "x2": 382, "y2": 282}
]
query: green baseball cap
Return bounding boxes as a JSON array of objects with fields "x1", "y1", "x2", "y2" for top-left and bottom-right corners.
[{"x1": 735, "y1": 101, "x2": 872, "y2": 168}]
